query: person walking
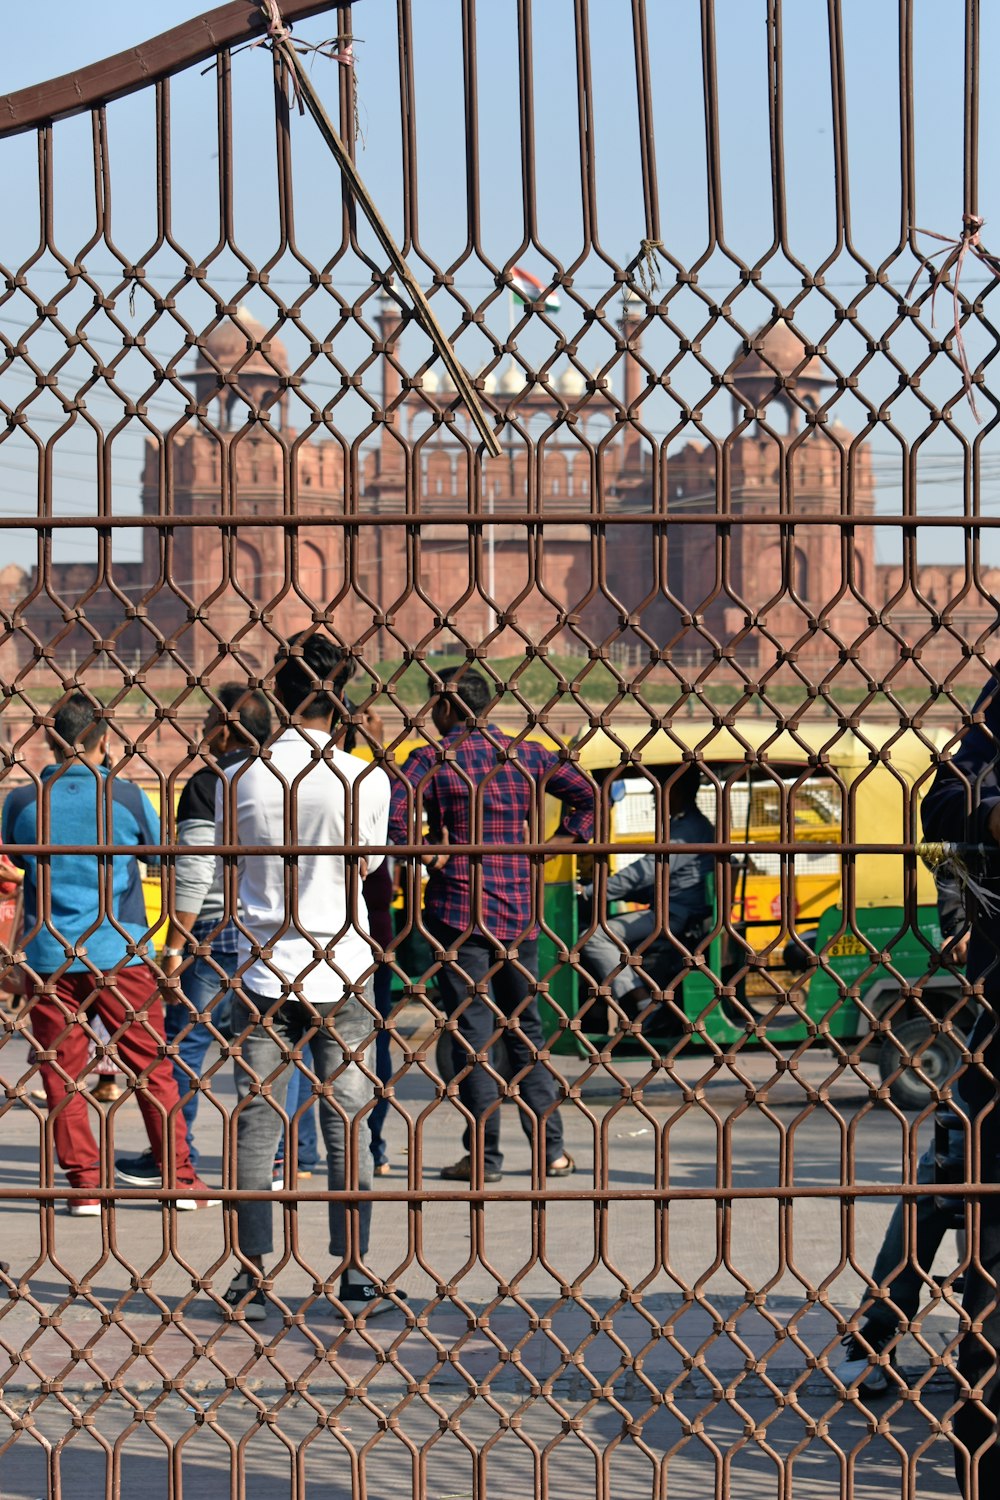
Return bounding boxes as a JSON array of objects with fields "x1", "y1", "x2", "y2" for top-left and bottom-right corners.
[
  {"x1": 832, "y1": 871, "x2": 971, "y2": 1397},
  {"x1": 922, "y1": 670, "x2": 1000, "y2": 1496},
  {"x1": 115, "y1": 683, "x2": 272, "y2": 1188},
  {"x1": 2, "y1": 693, "x2": 216, "y2": 1215},
  {"x1": 215, "y1": 631, "x2": 400, "y2": 1322},
  {"x1": 388, "y1": 666, "x2": 593, "y2": 1185},
  {"x1": 364, "y1": 854, "x2": 396, "y2": 1176}
]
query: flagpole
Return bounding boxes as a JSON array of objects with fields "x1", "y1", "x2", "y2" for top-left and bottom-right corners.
[{"x1": 486, "y1": 292, "x2": 517, "y2": 637}]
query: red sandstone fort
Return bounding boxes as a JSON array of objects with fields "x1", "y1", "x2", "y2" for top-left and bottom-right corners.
[{"x1": 0, "y1": 303, "x2": 995, "y2": 763}]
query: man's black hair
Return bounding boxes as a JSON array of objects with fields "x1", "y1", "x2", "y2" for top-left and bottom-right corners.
[
  {"x1": 434, "y1": 666, "x2": 492, "y2": 721},
  {"x1": 216, "y1": 683, "x2": 272, "y2": 746},
  {"x1": 671, "y1": 762, "x2": 702, "y2": 808},
  {"x1": 51, "y1": 693, "x2": 105, "y2": 753},
  {"x1": 274, "y1": 629, "x2": 351, "y2": 721}
]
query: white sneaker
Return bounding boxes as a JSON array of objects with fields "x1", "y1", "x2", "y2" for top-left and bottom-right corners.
[
  {"x1": 175, "y1": 1178, "x2": 221, "y2": 1211},
  {"x1": 67, "y1": 1200, "x2": 100, "y2": 1217}
]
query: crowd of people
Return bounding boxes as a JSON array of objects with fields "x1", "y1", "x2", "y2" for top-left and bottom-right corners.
[
  {"x1": 1, "y1": 631, "x2": 999, "y2": 1489},
  {"x1": 0, "y1": 634, "x2": 712, "y2": 1320}
]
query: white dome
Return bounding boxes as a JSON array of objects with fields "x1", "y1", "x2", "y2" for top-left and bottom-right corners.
[
  {"x1": 478, "y1": 369, "x2": 498, "y2": 395},
  {"x1": 439, "y1": 366, "x2": 457, "y2": 394},
  {"x1": 558, "y1": 366, "x2": 586, "y2": 397},
  {"x1": 499, "y1": 364, "x2": 524, "y2": 395},
  {"x1": 421, "y1": 369, "x2": 440, "y2": 395}
]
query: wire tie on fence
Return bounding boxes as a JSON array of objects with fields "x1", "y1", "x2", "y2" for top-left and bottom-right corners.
[
  {"x1": 210, "y1": 3, "x2": 356, "y2": 117},
  {"x1": 905, "y1": 214, "x2": 1000, "y2": 424},
  {"x1": 916, "y1": 839, "x2": 1000, "y2": 917},
  {"x1": 634, "y1": 238, "x2": 664, "y2": 299}
]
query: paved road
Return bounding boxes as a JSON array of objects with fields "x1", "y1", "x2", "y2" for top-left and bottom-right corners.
[{"x1": 0, "y1": 1020, "x2": 964, "y2": 1499}]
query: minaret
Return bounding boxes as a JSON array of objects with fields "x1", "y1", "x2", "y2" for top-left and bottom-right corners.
[
  {"x1": 368, "y1": 290, "x2": 406, "y2": 658},
  {"x1": 377, "y1": 289, "x2": 404, "y2": 429},
  {"x1": 619, "y1": 289, "x2": 646, "y2": 477},
  {"x1": 373, "y1": 288, "x2": 406, "y2": 500}
]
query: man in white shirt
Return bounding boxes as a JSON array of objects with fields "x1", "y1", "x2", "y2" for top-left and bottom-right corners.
[{"x1": 215, "y1": 631, "x2": 401, "y2": 1322}]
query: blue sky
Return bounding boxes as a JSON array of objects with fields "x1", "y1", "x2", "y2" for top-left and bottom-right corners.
[{"x1": 1, "y1": 1, "x2": 997, "y2": 574}]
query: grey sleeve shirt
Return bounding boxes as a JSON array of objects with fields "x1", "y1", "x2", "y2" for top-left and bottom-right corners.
[
  {"x1": 173, "y1": 816, "x2": 224, "y2": 924},
  {"x1": 583, "y1": 805, "x2": 714, "y2": 931}
]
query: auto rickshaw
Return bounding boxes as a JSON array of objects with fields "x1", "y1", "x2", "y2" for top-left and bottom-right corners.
[
  {"x1": 531, "y1": 721, "x2": 973, "y2": 1108},
  {"x1": 136, "y1": 715, "x2": 972, "y2": 1111}
]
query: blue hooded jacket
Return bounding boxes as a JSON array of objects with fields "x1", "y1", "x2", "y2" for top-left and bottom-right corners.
[{"x1": 2, "y1": 762, "x2": 160, "y2": 975}]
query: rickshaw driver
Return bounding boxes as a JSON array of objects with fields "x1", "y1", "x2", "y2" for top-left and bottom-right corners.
[{"x1": 578, "y1": 763, "x2": 714, "y2": 1026}]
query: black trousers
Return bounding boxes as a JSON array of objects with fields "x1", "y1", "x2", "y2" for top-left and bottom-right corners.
[
  {"x1": 426, "y1": 916, "x2": 565, "y2": 1175},
  {"x1": 956, "y1": 1191, "x2": 1000, "y2": 1496}
]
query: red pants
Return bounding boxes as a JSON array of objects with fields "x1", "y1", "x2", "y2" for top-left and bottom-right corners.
[{"x1": 29, "y1": 965, "x2": 194, "y2": 1190}]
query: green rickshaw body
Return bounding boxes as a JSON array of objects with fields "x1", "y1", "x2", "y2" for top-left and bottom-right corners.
[{"x1": 539, "y1": 722, "x2": 965, "y2": 1072}]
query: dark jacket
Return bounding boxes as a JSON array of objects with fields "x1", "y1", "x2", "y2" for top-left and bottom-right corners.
[
  {"x1": 922, "y1": 672, "x2": 1000, "y2": 1120},
  {"x1": 935, "y1": 868, "x2": 967, "y2": 941}
]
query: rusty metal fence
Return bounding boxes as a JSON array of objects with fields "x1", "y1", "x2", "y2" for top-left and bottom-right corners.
[{"x1": 0, "y1": 0, "x2": 999, "y2": 1495}]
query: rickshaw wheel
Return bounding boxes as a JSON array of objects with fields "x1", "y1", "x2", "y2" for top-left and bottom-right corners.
[
  {"x1": 434, "y1": 1032, "x2": 514, "y2": 1085},
  {"x1": 878, "y1": 1017, "x2": 963, "y2": 1111}
]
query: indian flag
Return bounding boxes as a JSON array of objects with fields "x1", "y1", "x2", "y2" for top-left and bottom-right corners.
[{"x1": 510, "y1": 266, "x2": 561, "y2": 314}]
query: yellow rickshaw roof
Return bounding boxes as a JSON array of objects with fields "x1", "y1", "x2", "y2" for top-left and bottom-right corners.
[{"x1": 573, "y1": 721, "x2": 951, "y2": 776}]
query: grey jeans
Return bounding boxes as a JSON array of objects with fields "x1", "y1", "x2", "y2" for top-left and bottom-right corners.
[
  {"x1": 233, "y1": 985, "x2": 375, "y2": 1265},
  {"x1": 581, "y1": 909, "x2": 658, "y2": 1001}
]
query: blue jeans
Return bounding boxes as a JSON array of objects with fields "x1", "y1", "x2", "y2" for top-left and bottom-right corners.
[
  {"x1": 368, "y1": 965, "x2": 394, "y2": 1168},
  {"x1": 163, "y1": 929, "x2": 238, "y2": 1170}
]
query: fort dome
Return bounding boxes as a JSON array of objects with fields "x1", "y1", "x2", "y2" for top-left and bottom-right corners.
[
  {"x1": 733, "y1": 322, "x2": 826, "y2": 389},
  {"x1": 194, "y1": 307, "x2": 289, "y2": 378}
]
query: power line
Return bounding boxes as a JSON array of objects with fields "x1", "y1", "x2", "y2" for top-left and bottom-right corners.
[{"x1": 9, "y1": 265, "x2": 1000, "y2": 294}]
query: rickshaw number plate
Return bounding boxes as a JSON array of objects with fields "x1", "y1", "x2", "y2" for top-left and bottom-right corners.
[{"x1": 826, "y1": 932, "x2": 867, "y2": 958}]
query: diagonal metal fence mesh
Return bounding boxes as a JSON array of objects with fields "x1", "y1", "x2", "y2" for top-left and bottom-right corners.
[{"x1": 0, "y1": 0, "x2": 997, "y2": 1495}]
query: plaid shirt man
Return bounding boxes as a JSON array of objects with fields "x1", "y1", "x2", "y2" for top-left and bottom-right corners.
[{"x1": 388, "y1": 725, "x2": 594, "y2": 941}]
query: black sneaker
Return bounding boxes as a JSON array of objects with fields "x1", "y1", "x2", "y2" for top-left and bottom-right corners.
[
  {"x1": 219, "y1": 1270, "x2": 268, "y2": 1323},
  {"x1": 833, "y1": 1325, "x2": 898, "y2": 1395},
  {"x1": 115, "y1": 1152, "x2": 162, "y2": 1187},
  {"x1": 338, "y1": 1277, "x2": 408, "y2": 1320},
  {"x1": 440, "y1": 1154, "x2": 502, "y2": 1184}
]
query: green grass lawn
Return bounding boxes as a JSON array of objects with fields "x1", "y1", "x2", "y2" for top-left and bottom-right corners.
[
  {"x1": 4, "y1": 653, "x2": 984, "y2": 721},
  {"x1": 351, "y1": 653, "x2": 984, "y2": 717}
]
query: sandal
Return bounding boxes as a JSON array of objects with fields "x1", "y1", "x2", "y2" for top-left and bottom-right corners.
[{"x1": 547, "y1": 1154, "x2": 575, "y2": 1177}]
